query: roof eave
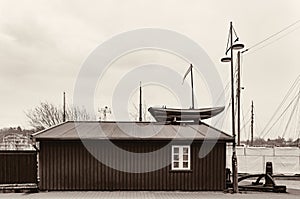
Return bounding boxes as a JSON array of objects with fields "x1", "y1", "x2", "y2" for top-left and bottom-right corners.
[
  {"x1": 35, "y1": 137, "x2": 234, "y2": 142},
  {"x1": 31, "y1": 121, "x2": 70, "y2": 138}
]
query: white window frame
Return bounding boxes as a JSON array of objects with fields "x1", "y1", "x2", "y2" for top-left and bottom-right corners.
[{"x1": 171, "y1": 145, "x2": 191, "y2": 170}]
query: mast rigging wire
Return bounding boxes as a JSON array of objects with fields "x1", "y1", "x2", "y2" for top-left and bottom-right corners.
[
  {"x1": 261, "y1": 91, "x2": 300, "y2": 139},
  {"x1": 259, "y1": 75, "x2": 300, "y2": 137},
  {"x1": 282, "y1": 91, "x2": 300, "y2": 138},
  {"x1": 242, "y1": 19, "x2": 300, "y2": 54},
  {"x1": 246, "y1": 25, "x2": 300, "y2": 55}
]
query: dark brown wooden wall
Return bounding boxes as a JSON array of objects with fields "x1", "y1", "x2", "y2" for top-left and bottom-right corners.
[
  {"x1": 0, "y1": 151, "x2": 37, "y2": 184},
  {"x1": 38, "y1": 140, "x2": 226, "y2": 191}
]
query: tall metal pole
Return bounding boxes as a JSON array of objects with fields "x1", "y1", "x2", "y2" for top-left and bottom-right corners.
[
  {"x1": 139, "y1": 81, "x2": 142, "y2": 122},
  {"x1": 230, "y1": 22, "x2": 238, "y2": 193},
  {"x1": 63, "y1": 92, "x2": 66, "y2": 122},
  {"x1": 237, "y1": 51, "x2": 241, "y2": 146},
  {"x1": 190, "y1": 64, "x2": 195, "y2": 109},
  {"x1": 251, "y1": 101, "x2": 254, "y2": 146}
]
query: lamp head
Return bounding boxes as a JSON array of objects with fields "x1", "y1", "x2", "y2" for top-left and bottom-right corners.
[
  {"x1": 232, "y1": 43, "x2": 244, "y2": 50},
  {"x1": 221, "y1": 57, "x2": 232, "y2": 63}
]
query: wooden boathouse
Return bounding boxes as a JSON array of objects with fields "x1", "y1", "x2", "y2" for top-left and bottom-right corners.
[{"x1": 32, "y1": 121, "x2": 233, "y2": 191}]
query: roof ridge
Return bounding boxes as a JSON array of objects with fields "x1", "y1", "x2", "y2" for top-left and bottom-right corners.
[
  {"x1": 199, "y1": 122, "x2": 233, "y2": 138},
  {"x1": 67, "y1": 120, "x2": 152, "y2": 124},
  {"x1": 32, "y1": 121, "x2": 233, "y2": 141},
  {"x1": 186, "y1": 125, "x2": 207, "y2": 137},
  {"x1": 31, "y1": 121, "x2": 70, "y2": 137}
]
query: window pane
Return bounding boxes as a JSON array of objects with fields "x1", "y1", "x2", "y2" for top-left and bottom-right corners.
[
  {"x1": 173, "y1": 147, "x2": 179, "y2": 154},
  {"x1": 183, "y1": 147, "x2": 189, "y2": 154},
  {"x1": 172, "y1": 145, "x2": 190, "y2": 170},
  {"x1": 183, "y1": 155, "x2": 188, "y2": 161},
  {"x1": 173, "y1": 162, "x2": 179, "y2": 168},
  {"x1": 183, "y1": 162, "x2": 189, "y2": 168},
  {"x1": 173, "y1": 155, "x2": 179, "y2": 161}
]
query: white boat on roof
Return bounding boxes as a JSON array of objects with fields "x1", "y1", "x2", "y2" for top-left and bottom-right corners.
[
  {"x1": 148, "y1": 106, "x2": 225, "y2": 122},
  {"x1": 148, "y1": 64, "x2": 224, "y2": 123}
]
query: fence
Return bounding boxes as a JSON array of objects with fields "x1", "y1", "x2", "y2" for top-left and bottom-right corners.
[
  {"x1": 226, "y1": 146, "x2": 300, "y2": 175},
  {"x1": 1, "y1": 146, "x2": 299, "y2": 186},
  {"x1": 0, "y1": 150, "x2": 37, "y2": 184}
]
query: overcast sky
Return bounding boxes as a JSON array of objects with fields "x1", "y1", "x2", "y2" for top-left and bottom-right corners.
[{"x1": 0, "y1": 0, "x2": 300, "y2": 140}]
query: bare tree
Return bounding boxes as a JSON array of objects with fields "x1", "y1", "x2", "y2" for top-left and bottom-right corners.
[{"x1": 25, "y1": 101, "x2": 91, "y2": 129}]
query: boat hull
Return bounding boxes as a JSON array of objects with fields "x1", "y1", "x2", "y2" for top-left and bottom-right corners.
[{"x1": 148, "y1": 106, "x2": 225, "y2": 122}]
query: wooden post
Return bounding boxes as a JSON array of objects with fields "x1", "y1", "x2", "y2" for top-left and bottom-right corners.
[
  {"x1": 139, "y1": 81, "x2": 142, "y2": 122},
  {"x1": 251, "y1": 101, "x2": 254, "y2": 146},
  {"x1": 237, "y1": 51, "x2": 241, "y2": 146},
  {"x1": 230, "y1": 21, "x2": 238, "y2": 193},
  {"x1": 63, "y1": 92, "x2": 66, "y2": 122}
]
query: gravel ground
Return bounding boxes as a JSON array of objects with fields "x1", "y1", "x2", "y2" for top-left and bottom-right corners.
[
  {"x1": 0, "y1": 180, "x2": 298, "y2": 199},
  {"x1": 0, "y1": 191, "x2": 299, "y2": 199}
]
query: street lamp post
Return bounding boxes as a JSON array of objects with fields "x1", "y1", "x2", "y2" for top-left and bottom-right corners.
[{"x1": 221, "y1": 21, "x2": 244, "y2": 193}]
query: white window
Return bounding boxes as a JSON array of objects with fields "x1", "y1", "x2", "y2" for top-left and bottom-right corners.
[{"x1": 171, "y1": 145, "x2": 191, "y2": 170}]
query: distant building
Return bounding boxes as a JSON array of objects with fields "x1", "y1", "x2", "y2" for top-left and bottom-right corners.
[{"x1": 0, "y1": 133, "x2": 35, "y2": 150}]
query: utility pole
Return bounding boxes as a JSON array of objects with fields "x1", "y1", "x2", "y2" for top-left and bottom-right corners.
[
  {"x1": 63, "y1": 92, "x2": 66, "y2": 122},
  {"x1": 251, "y1": 101, "x2": 254, "y2": 146},
  {"x1": 237, "y1": 51, "x2": 241, "y2": 146},
  {"x1": 139, "y1": 81, "x2": 142, "y2": 122}
]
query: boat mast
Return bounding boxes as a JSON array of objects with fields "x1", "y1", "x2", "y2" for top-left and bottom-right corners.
[
  {"x1": 190, "y1": 64, "x2": 195, "y2": 109},
  {"x1": 251, "y1": 101, "x2": 254, "y2": 146}
]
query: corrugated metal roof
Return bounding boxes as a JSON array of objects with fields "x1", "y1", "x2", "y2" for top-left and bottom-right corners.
[{"x1": 32, "y1": 121, "x2": 233, "y2": 141}]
